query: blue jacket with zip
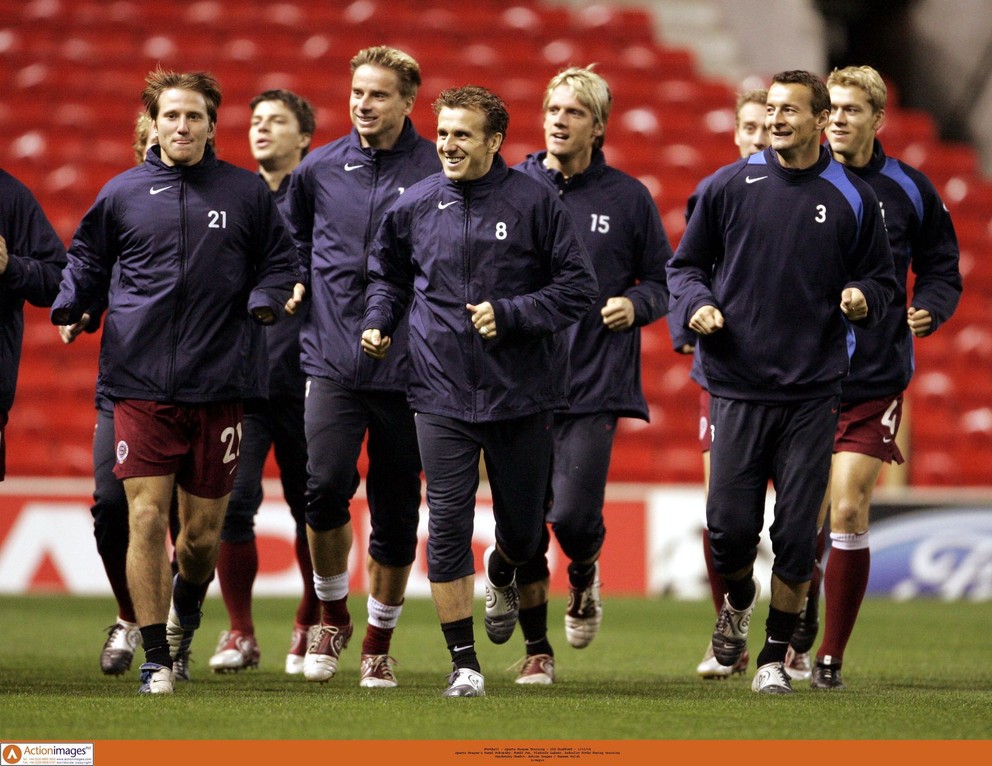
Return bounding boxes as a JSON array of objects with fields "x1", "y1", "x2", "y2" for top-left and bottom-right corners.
[
  {"x1": 51, "y1": 144, "x2": 299, "y2": 404},
  {"x1": 286, "y1": 118, "x2": 440, "y2": 392},
  {"x1": 364, "y1": 155, "x2": 599, "y2": 423},
  {"x1": 516, "y1": 149, "x2": 671, "y2": 420}
]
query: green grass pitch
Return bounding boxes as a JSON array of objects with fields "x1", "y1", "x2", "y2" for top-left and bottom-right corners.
[{"x1": 1, "y1": 594, "x2": 990, "y2": 741}]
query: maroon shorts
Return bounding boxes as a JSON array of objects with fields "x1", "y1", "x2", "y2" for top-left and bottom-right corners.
[
  {"x1": 113, "y1": 399, "x2": 244, "y2": 498},
  {"x1": 835, "y1": 394, "x2": 905, "y2": 464},
  {"x1": 698, "y1": 389, "x2": 712, "y2": 453},
  {"x1": 0, "y1": 409, "x2": 7, "y2": 481}
]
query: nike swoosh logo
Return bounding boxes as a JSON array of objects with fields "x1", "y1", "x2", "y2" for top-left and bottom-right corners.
[
  {"x1": 745, "y1": 175, "x2": 768, "y2": 184},
  {"x1": 452, "y1": 644, "x2": 473, "y2": 652},
  {"x1": 438, "y1": 200, "x2": 457, "y2": 210},
  {"x1": 882, "y1": 437, "x2": 893, "y2": 443},
  {"x1": 344, "y1": 163, "x2": 364, "y2": 171},
  {"x1": 149, "y1": 186, "x2": 172, "y2": 194}
]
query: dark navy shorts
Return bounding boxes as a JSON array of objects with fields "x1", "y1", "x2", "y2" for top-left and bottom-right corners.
[
  {"x1": 304, "y1": 376, "x2": 421, "y2": 567},
  {"x1": 416, "y1": 410, "x2": 553, "y2": 582},
  {"x1": 706, "y1": 394, "x2": 838, "y2": 583},
  {"x1": 545, "y1": 411, "x2": 615, "y2": 561},
  {"x1": 223, "y1": 395, "x2": 308, "y2": 543}
]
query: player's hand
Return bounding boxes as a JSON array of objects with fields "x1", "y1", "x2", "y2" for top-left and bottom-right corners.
[
  {"x1": 689, "y1": 305, "x2": 724, "y2": 335},
  {"x1": 362, "y1": 328, "x2": 392, "y2": 359},
  {"x1": 285, "y1": 282, "x2": 306, "y2": 315},
  {"x1": 840, "y1": 287, "x2": 867, "y2": 320},
  {"x1": 59, "y1": 312, "x2": 91, "y2": 344},
  {"x1": 467, "y1": 301, "x2": 497, "y2": 340},
  {"x1": 0, "y1": 234, "x2": 7, "y2": 275},
  {"x1": 601, "y1": 296, "x2": 635, "y2": 332},
  {"x1": 907, "y1": 306, "x2": 933, "y2": 337}
]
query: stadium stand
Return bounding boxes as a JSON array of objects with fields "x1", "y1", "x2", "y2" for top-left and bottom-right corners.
[{"x1": 0, "y1": 0, "x2": 988, "y2": 486}]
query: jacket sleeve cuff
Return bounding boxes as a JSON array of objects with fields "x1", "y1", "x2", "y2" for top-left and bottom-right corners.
[{"x1": 248, "y1": 290, "x2": 285, "y2": 324}]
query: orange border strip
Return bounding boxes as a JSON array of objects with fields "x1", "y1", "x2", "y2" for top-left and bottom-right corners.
[{"x1": 84, "y1": 739, "x2": 991, "y2": 766}]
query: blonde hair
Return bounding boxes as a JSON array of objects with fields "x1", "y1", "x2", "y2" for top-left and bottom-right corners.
[
  {"x1": 132, "y1": 111, "x2": 154, "y2": 164},
  {"x1": 543, "y1": 65, "x2": 612, "y2": 150},
  {"x1": 735, "y1": 89, "x2": 768, "y2": 124},
  {"x1": 827, "y1": 66, "x2": 887, "y2": 113},
  {"x1": 351, "y1": 46, "x2": 422, "y2": 99}
]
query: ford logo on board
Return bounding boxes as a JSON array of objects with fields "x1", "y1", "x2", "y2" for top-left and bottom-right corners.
[{"x1": 866, "y1": 509, "x2": 992, "y2": 601}]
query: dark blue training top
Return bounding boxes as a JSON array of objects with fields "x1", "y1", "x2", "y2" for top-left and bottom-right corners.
[
  {"x1": 667, "y1": 145, "x2": 897, "y2": 403},
  {"x1": 838, "y1": 139, "x2": 962, "y2": 402}
]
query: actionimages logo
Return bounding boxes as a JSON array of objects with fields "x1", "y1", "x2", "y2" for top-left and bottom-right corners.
[{"x1": 1, "y1": 743, "x2": 94, "y2": 766}]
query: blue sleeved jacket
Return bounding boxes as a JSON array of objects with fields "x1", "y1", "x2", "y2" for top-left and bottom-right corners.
[
  {"x1": 839, "y1": 140, "x2": 962, "y2": 401},
  {"x1": 0, "y1": 169, "x2": 67, "y2": 414},
  {"x1": 667, "y1": 175, "x2": 708, "y2": 390},
  {"x1": 286, "y1": 118, "x2": 440, "y2": 393},
  {"x1": 263, "y1": 175, "x2": 307, "y2": 400},
  {"x1": 364, "y1": 155, "x2": 600, "y2": 423},
  {"x1": 667, "y1": 145, "x2": 897, "y2": 402},
  {"x1": 516, "y1": 150, "x2": 671, "y2": 420},
  {"x1": 51, "y1": 144, "x2": 299, "y2": 404}
]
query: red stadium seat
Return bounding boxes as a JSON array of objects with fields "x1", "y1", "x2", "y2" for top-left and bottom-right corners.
[{"x1": 2, "y1": 0, "x2": 989, "y2": 487}]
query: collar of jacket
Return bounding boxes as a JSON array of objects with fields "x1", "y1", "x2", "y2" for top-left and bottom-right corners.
[
  {"x1": 145, "y1": 142, "x2": 219, "y2": 175},
  {"x1": 823, "y1": 138, "x2": 889, "y2": 176},
  {"x1": 860, "y1": 138, "x2": 889, "y2": 174},
  {"x1": 760, "y1": 143, "x2": 832, "y2": 182},
  {"x1": 440, "y1": 154, "x2": 509, "y2": 196},
  {"x1": 530, "y1": 147, "x2": 607, "y2": 189},
  {"x1": 347, "y1": 117, "x2": 424, "y2": 157}
]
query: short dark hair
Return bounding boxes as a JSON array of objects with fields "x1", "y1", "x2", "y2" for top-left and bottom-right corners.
[
  {"x1": 250, "y1": 89, "x2": 317, "y2": 156},
  {"x1": 770, "y1": 70, "x2": 830, "y2": 116},
  {"x1": 433, "y1": 85, "x2": 509, "y2": 142},
  {"x1": 143, "y1": 66, "x2": 222, "y2": 123}
]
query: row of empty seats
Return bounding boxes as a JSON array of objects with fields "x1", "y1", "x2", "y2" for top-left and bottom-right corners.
[{"x1": 1, "y1": 0, "x2": 990, "y2": 487}]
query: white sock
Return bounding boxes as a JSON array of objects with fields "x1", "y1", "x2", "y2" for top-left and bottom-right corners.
[
  {"x1": 312, "y1": 571, "x2": 349, "y2": 602},
  {"x1": 367, "y1": 596, "x2": 403, "y2": 630},
  {"x1": 829, "y1": 530, "x2": 870, "y2": 551}
]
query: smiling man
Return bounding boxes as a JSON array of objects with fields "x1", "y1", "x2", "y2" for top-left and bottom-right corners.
[
  {"x1": 808, "y1": 65, "x2": 961, "y2": 690},
  {"x1": 670, "y1": 88, "x2": 772, "y2": 681},
  {"x1": 361, "y1": 85, "x2": 598, "y2": 697},
  {"x1": 666, "y1": 69, "x2": 897, "y2": 694},
  {"x1": 284, "y1": 46, "x2": 439, "y2": 689},
  {"x1": 51, "y1": 67, "x2": 299, "y2": 695},
  {"x1": 508, "y1": 66, "x2": 672, "y2": 684}
]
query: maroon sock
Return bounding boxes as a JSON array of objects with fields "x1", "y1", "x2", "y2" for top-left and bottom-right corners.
[
  {"x1": 362, "y1": 624, "x2": 394, "y2": 655},
  {"x1": 102, "y1": 553, "x2": 137, "y2": 623},
  {"x1": 320, "y1": 597, "x2": 351, "y2": 627},
  {"x1": 217, "y1": 540, "x2": 257, "y2": 634},
  {"x1": 703, "y1": 528, "x2": 727, "y2": 614},
  {"x1": 294, "y1": 536, "x2": 321, "y2": 627},
  {"x1": 817, "y1": 545, "x2": 870, "y2": 662}
]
